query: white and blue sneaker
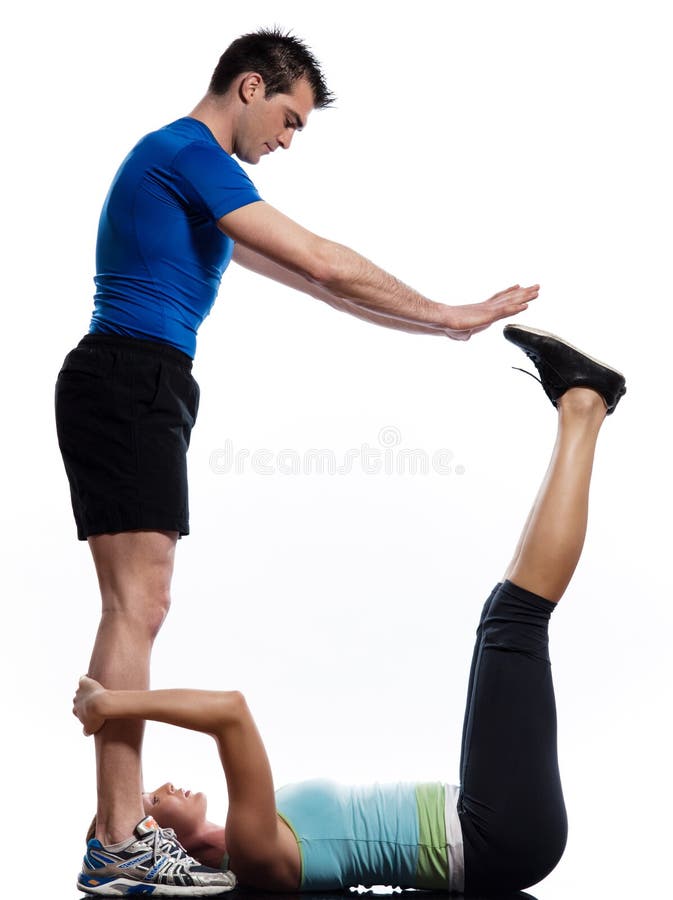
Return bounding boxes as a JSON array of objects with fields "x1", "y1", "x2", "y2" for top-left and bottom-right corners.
[{"x1": 78, "y1": 815, "x2": 236, "y2": 896}]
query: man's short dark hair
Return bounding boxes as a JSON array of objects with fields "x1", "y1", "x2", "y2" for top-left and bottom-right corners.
[{"x1": 209, "y1": 27, "x2": 334, "y2": 109}]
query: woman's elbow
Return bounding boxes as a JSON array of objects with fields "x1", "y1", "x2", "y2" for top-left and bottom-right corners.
[{"x1": 211, "y1": 690, "x2": 248, "y2": 735}]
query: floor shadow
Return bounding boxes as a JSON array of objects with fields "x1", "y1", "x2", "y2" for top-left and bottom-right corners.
[
  {"x1": 222, "y1": 890, "x2": 537, "y2": 900},
  {"x1": 71, "y1": 890, "x2": 537, "y2": 899}
]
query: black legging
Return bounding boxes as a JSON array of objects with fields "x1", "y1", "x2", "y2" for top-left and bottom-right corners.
[{"x1": 458, "y1": 580, "x2": 568, "y2": 894}]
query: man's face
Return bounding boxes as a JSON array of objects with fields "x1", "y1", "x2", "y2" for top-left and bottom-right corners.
[{"x1": 235, "y1": 76, "x2": 315, "y2": 164}]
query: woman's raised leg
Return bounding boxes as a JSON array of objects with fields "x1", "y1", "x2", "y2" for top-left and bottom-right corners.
[
  {"x1": 458, "y1": 379, "x2": 616, "y2": 893},
  {"x1": 503, "y1": 388, "x2": 607, "y2": 601}
]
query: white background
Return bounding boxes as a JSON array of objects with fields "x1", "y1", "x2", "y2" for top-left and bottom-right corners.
[{"x1": 2, "y1": 1, "x2": 671, "y2": 896}]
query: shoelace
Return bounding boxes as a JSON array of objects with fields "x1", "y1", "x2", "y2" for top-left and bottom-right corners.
[
  {"x1": 146, "y1": 825, "x2": 200, "y2": 874},
  {"x1": 512, "y1": 365, "x2": 543, "y2": 385}
]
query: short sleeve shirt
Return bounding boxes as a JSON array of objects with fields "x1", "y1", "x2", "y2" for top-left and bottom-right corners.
[{"x1": 90, "y1": 117, "x2": 262, "y2": 357}]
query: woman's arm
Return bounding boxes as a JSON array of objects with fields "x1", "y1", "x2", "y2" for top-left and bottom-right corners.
[
  {"x1": 74, "y1": 677, "x2": 294, "y2": 885},
  {"x1": 74, "y1": 677, "x2": 244, "y2": 737}
]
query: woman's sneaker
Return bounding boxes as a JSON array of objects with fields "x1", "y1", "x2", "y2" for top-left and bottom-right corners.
[
  {"x1": 504, "y1": 325, "x2": 627, "y2": 414},
  {"x1": 77, "y1": 815, "x2": 236, "y2": 896}
]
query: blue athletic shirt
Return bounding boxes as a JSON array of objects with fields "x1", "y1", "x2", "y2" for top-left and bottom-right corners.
[
  {"x1": 274, "y1": 779, "x2": 464, "y2": 893},
  {"x1": 90, "y1": 117, "x2": 262, "y2": 358}
]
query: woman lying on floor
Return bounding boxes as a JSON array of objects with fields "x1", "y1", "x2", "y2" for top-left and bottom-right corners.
[{"x1": 74, "y1": 325, "x2": 626, "y2": 897}]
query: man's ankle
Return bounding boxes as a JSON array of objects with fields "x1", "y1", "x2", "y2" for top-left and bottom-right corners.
[{"x1": 95, "y1": 815, "x2": 142, "y2": 847}]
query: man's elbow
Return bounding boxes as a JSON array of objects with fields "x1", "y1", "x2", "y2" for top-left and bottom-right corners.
[{"x1": 303, "y1": 239, "x2": 346, "y2": 288}]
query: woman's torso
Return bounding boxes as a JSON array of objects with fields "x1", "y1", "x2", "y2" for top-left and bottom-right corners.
[{"x1": 273, "y1": 778, "x2": 453, "y2": 891}]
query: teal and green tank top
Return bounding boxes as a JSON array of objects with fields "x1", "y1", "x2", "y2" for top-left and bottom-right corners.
[{"x1": 274, "y1": 779, "x2": 464, "y2": 892}]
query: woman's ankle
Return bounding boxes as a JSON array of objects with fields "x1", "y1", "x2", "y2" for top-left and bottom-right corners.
[{"x1": 558, "y1": 386, "x2": 607, "y2": 418}]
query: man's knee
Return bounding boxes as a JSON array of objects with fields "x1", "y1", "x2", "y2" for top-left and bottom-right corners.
[
  {"x1": 89, "y1": 531, "x2": 177, "y2": 639},
  {"x1": 143, "y1": 590, "x2": 171, "y2": 639},
  {"x1": 101, "y1": 588, "x2": 171, "y2": 641}
]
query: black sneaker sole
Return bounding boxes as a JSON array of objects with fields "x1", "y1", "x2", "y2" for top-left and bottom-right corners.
[
  {"x1": 504, "y1": 325, "x2": 626, "y2": 379},
  {"x1": 503, "y1": 324, "x2": 627, "y2": 413}
]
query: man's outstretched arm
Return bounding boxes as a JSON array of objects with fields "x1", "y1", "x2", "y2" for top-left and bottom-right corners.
[
  {"x1": 233, "y1": 244, "x2": 462, "y2": 337},
  {"x1": 220, "y1": 201, "x2": 538, "y2": 338}
]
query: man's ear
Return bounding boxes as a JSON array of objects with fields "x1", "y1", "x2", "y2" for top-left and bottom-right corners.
[{"x1": 238, "y1": 72, "x2": 264, "y2": 105}]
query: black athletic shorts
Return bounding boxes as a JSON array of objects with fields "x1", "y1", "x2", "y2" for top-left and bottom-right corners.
[{"x1": 55, "y1": 333, "x2": 200, "y2": 540}]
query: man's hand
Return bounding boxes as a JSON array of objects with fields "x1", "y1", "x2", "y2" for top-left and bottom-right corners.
[{"x1": 443, "y1": 284, "x2": 539, "y2": 341}]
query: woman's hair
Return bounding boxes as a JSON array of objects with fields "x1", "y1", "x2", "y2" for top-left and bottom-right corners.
[{"x1": 209, "y1": 26, "x2": 334, "y2": 109}]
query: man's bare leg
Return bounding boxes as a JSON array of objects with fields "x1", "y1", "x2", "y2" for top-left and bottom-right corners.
[
  {"x1": 504, "y1": 387, "x2": 607, "y2": 601},
  {"x1": 87, "y1": 529, "x2": 177, "y2": 845}
]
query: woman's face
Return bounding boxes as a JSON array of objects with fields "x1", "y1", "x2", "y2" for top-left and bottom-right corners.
[{"x1": 142, "y1": 782, "x2": 207, "y2": 835}]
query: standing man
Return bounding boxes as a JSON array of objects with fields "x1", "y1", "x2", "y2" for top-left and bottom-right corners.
[{"x1": 56, "y1": 27, "x2": 538, "y2": 896}]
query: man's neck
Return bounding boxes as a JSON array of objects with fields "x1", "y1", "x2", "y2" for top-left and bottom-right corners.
[{"x1": 188, "y1": 94, "x2": 236, "y2": 155}]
